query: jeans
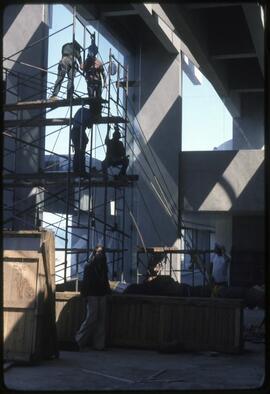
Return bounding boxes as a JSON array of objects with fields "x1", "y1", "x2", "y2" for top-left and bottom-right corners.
[
  {"x1": 75, "y1": 296, "x2": 107, "y2": 349},
  {"x1": 52, "y1": 56, "x2": 77, "y2": 98},
  {"x1": 70, "y1": 126, "x2": 89, "y2": 173},
  {"x1": 87, "y1": 81, "x2": 102, "y2": 99},
  {"x1": 102, "y1": 156, "x2": 129, "y2": 176}
]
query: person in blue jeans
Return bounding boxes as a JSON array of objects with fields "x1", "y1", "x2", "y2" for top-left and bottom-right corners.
[
  {"x1": 70, "y1": 106, "x2": 93, "y2": 175},
  {"x1": 50, "y1": 41, "x2": 83, "y2": 101}
]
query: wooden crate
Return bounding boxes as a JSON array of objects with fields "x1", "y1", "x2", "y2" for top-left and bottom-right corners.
[
  {"x1": 107, "y1": 295, "x2": 161, "y2": 349},
  {"x1": 107, "y1": 295, "x2": 244, "y2": 353},
  {"x1": 159, "y1": 297, "x2": 243, "y2": 353},
  {"x1": 3, "y1": 230, "x2": 58, "y2": 362},
  {"x1": 54, "y1": 293, "x2": 244, "y2": 353},
  {"x1": 55, "y1": 292, "x2": 85, "y2": 343}
]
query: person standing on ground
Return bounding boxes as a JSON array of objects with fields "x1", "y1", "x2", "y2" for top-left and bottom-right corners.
[
  {"x1": 75, "y1": 245, "x2": 111, "y2": 351},
  {"x1": 50, "y1": 40, "x2": 83, "y2": 101},
  {"x1": 210, "y1": 243, "x2": 230, "y2": 287}
]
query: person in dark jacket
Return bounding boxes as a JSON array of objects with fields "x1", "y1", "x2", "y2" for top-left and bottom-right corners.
[
  {"x1": 102, "y1": 125, "x2": 129, "y2": 177},
  {"x1": 75, "y1": 245, "x2": 111, "y2": 350},
  {"x1": 50, "y1": 41, "x2": 83, "y2": 101},
  {"x1": 70, "y1": 106, "x2": 93, "y2": 175}
]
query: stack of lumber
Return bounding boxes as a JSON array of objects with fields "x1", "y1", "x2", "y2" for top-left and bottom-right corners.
[{"x1": 3, "y1": 230, "x2": 58, "y2": 362}]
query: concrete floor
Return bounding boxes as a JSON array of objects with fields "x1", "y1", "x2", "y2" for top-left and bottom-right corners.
[{"x1": 4, "y1": 308, "x2": 266, "y2": 391}]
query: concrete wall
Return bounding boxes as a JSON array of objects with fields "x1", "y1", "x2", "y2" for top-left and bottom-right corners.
[
  {"x1": 233, "y1": 92, "x2": 264, "y2": 149},
  {"x1": 134, "y1": 38, "x2": 181, "y2": 247},
  {"x1": 180, "y1": 150, "x2": 264, "y2": 213},
  {"x1": 3, "y1": 4, "x2": 49, "y2": 229}
]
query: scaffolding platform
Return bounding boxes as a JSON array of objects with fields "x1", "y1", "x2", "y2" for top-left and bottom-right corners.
[
  {"x1": 3, "y1": 172, "x2": 139, "y2": 187},
  {"x1": 4, "y1": 116, "x2": 128, "y2": 128},
  {"x1": 4, "y1": 97, "x2": 108, "y2": 112}
]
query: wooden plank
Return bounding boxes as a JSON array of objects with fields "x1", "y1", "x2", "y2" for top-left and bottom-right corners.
[
  {"x1": 55, "y1": 292, "x2": 84, "y2": 343},
  {"x1": 40, "y1": 235, "x2": 58, "y2": 358},
  {"x1": 4, "y1": 97, "x2": 108, "y2": 112},
  {"x1": 3, "y1": 173, "x2": 138, "y2": 188},
  {"x1": 4, "y1": 310, "x2": 36, "y2": 362},
  {"x1": 4, "y1": 250, "x2": 40, "y2": 260},
  {"x1": 4, "y1": 116, "x2": 128, "y2": 128}
]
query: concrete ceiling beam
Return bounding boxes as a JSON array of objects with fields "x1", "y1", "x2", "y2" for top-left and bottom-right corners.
[
  {"x1": 101, "y1": 10, "x2": 138, "y2": 18},
  {"x1": 131, "y1": 3, "x2": 179, "y2": 54},
  {"x1": 211, "y1": 52, "x2": 257, "y2": 60},
  {"x1": 186, "y1": 3, "x2": 241, "y2": 10},
  {"x1": 242, "y1": 4, "x2": 264, "y2": 75}
]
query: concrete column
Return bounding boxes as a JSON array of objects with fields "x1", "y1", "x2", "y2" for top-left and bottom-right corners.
[
  {"x1": 134, "y1": 40, "x2": 182, "y2": 248},
  {"x1": 3, "y1": 5, "x2": 49, "y2": 229}
]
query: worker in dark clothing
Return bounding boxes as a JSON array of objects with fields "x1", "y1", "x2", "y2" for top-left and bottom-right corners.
[
  {"x1": 70, "y1": 106, "x2": 93, "y2": 175},
  {"x1": 83, "y1": 42, "x2": 106, "y2": 119},
  {"x1": 102, "y1": 125, "x2": 129, "y2": 177},
  {"x1": 75, "y1": 245, "x2": 111, "y2": 351},
  {"x1": 50, "y1": 40, "x2": 83, "y2": 101}
]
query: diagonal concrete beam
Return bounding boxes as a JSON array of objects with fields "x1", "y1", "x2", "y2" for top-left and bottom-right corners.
[
  {"x1": 131, "y1": 3, "x2": 199, "y2": 68},
  {"x1": 101, "y1": 9, "x2": 138, "y2": 17},
  {"x1": 161, "y1": 3, "x2": 241, "y2": 118}
]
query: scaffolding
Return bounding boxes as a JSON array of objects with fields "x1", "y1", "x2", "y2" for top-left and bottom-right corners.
[
  {"x1": 3, "y1": 6, "x2": 139, "y2": 285},
  {"x1": 3, "y1": 5, "x2": 213, "y2": 288}
]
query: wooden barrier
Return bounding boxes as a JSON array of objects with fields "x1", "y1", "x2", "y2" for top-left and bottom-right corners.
[
  {"x1": 55, "y1": 292, "x2": 243, "y2": 353},
  {"x1": 55, "y1": 292, "x2": 85, "y2": 343},
  {"x1": 3, "y1": 230, "x2": 58, "y2": 362}
]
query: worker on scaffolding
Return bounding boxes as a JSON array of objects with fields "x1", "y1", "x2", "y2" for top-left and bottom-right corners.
[
  {"x1": 50, "y1": 40, "x2": 83, "y2": 101},
  {"x1": 70, "y1": 106, "x2": 93, "y2": 175},
  {"x1": 102, "y1": 125, "x2": 129, "y2": 178},
  {"x1": 83, "y1": 38, "x2": 106, "y2": 119}
]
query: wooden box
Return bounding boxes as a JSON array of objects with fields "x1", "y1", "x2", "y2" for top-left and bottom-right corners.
[
  {"x1": 3, "y1": 230, "x2": 58, "y2": 362},
  {"x1": 55, "y1": 292, "x2": 243, "y2": 353},
  {"x1": 107, "y1": 295, "x2": 244, "y2": 353}
]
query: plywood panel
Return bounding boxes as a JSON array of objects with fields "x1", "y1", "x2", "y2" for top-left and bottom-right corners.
[
  {"x1": 4, "y1": 259, "x2": 39, "y2": 309},
  {"x1": 3, "y1": 231, "x2": 57, "y2": 362},
  {"x1": 4, "y1": 310, "x2": 35, "y2": 361}
]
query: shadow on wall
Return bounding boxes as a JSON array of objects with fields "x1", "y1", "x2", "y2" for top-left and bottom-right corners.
[
  {"x1": 232, "y1": 161, "x2": 264, "y2": 212},
  {"x1": 4, "y1": 20, "x2": 49, "y2": 101},
  {"x1": 181, "y1": 150, "x2": 264, "y2": 212},
  {"x1": 134, "y1": 98, "x2": 182, "y2": 247},
  {"x1": 3, "y1": 4, "x2": 24, "y2": 36},
  {"x1": 4, "y1": 288, "x2": 58, "y2": 363},
  {"x1": 55, "y1": 293, "x2": 85, "y2": 348},
  {"x1": 181, "y1": 151, "x2": 238, "y2": 211}
]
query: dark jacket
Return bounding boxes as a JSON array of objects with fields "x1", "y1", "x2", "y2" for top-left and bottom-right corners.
[
  {"x1": 83, "y1": 56, "x2": 104, "y2": 82},
  {"x1": 81, "y1": 254, "x2": 111, "y2": 297},
  {"x1": 105, "y1": 138, "x2": 126, "y2": 161}
]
